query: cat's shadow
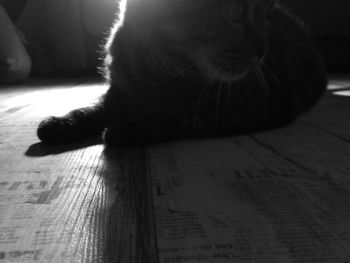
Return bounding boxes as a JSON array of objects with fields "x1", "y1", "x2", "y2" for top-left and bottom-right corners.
[{"x1": 25, "y1": 138, "x2": 103, "y2": 157}]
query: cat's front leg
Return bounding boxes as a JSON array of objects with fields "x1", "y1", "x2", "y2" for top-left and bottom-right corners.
[{"x1": 37, "y1": 105, "x2": 107, "y2": 144}]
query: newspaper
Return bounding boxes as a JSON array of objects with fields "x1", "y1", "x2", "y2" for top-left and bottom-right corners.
[
  {"x1": 0, "y1": 130, "x2": 109, "y2": 263},
  {"x1": 149, "y1": 138, "x2": 350, "y2": 262},
  {"x1": 1, "y1": 119, "x2": 350, "y2": 262}
]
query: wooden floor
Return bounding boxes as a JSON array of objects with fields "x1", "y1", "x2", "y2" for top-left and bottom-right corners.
[{"x1": 1, "y1": 77, "x2": 350, "y2": 262}]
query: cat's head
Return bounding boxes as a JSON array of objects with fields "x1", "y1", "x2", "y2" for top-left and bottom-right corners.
[{"x1": 127, "y1": 0, "x2": 276, "y2": 83}]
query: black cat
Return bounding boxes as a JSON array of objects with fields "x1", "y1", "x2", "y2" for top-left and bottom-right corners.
[{"x1": 38, "y1": 0, "x2": 327, "y2": 146}]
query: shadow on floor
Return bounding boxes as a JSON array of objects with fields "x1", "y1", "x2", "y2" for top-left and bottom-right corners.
[
  {"x1": 25, "y1": 137, "x2": 103, "y2": 157},
  {"x1": 97, "y1": 146, "x2": 158, "y2": 262}
]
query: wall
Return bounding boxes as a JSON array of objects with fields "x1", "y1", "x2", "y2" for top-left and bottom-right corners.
[
  {"x1": 16, "y1": 0, "x2": 117, "y2": 76},
  {"x1": 15, "y1": 0, "x2": 350, "y2": 75},
  {"x1": 280, "y1": 0, "x2": 350, "y2": 72}
]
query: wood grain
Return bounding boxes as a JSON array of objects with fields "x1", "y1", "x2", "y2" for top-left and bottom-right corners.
[
  {"x1": 1, "y1": 77, "x2": 350, "y2": 262},
  {"x1": 0, "y1": 79, "x2": 157, "y2": 262}
]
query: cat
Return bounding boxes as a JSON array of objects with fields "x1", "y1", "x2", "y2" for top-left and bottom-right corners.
[{"x1": 37, "y1": 0, "x2": 327, "y2": 146}]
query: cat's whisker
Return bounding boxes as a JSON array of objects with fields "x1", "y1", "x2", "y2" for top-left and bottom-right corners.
[
  {"x1": 261, "y1": 63, "x2": 287, "y2": 91},
  {"x1": 224, "y1": 77, "x2": 235, "y2": 126},
  {"x1": 215, "y1": 79, "x2": 224, "y2": 132},
  {"x1": 255, "y1": 65, "x2": 270, "y2": 100},
  {"x1": 227, "y1": 82, "x2": 233, "y2": 114},
  {"x1": 259, "y1": 66, "x2": 270, "y2": 93},
  {"x1": 219, "y1": 70, "x2": 229, "y2": 130},
  {"x1": 193, "y1": 79, "x2": 211, "y2": 135},
  {"x1": 192, "y1": 68, "x2": 219, "y2": 135}
]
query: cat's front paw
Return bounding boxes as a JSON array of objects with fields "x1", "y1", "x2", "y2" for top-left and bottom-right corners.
[{"x1": 37, "y1": 116, "x2": 72, "y2": 144}]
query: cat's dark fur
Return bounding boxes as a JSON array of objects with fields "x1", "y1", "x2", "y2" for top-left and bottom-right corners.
[{"x1": 37, "y1": 0, "x2": 327, "y2": 146}]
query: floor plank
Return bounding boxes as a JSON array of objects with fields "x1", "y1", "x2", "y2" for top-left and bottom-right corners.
[
  {"x1": 1, "y1": 77, "x2": 350, "y2": 262},
  {"x1": 0, "y1": 79, "x2": 156, "y2": 262}
]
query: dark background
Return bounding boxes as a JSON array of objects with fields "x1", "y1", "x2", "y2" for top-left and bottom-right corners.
[
  {"x1": 281, "y1": 0, "x2": 350, "y2": 73},
  {"x1": 1, "y1": 0, "x2": 349, "y2": 76}
]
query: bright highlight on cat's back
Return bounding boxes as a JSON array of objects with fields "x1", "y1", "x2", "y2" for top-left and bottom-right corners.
[{"x1": 38, "y1": 0, "x2": 327, "y2": 146}]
